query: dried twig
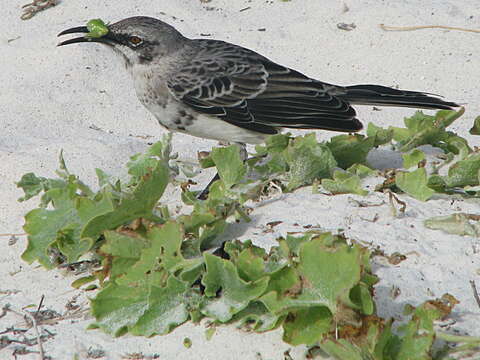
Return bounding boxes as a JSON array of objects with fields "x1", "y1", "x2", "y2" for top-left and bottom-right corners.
[
  {"x1": 35, "y1": 295, "x2": 45, "y2": 317},
  {"x1": 470, "y1": 280, "x2": 480, "y2": 310},
  {"x1": 21, "y1": 0, "x2": 57, "y2": 20},
  {"x1": 385, "y1": 189, "x2": 407, "y2": 216},
  {"x1": 0, "y1": 233, "x2": 26, "y2": 237},
  {"x1": 380, "y1": 24, "x2": 480, "y2": 34},
  {"x1": 22, "y1": 310, "x2": 45, "y2": 360}
]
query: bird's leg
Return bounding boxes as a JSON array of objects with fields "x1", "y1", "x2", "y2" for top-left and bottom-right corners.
[
  {"x1": 197, "y1": 142, "x2": 247, "y2": 200},
  {"x1": 197, "y1": 172, "x2": 220, "y2": 200}
]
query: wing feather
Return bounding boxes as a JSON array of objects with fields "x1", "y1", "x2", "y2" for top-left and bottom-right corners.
[{"x1": 167, "y1": 39, "x2": 362, "y2": 134}]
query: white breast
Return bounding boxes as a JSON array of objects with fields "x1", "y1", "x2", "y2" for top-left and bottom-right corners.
[{"x1": 129, "y1": 64, "x2": 269, "y2": 144}]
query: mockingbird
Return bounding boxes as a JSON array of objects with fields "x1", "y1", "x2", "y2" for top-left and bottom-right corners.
[{"x1": 58, "y1": 16, "x2": 458, "y2": 147}]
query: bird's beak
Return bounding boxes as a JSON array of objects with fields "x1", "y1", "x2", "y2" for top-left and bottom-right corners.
[{"x1": 57, "y1": 26, "x2": 113, "y2": 46}]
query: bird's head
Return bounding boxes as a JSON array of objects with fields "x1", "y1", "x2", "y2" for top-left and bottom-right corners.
[{"x1": 58, "y1": 16, "x2": 186, "y2": 67}]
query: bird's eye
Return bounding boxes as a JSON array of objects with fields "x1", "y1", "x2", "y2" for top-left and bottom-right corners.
[{"x1": 129, "y1": 36, "x2": 143, "y2": 46}]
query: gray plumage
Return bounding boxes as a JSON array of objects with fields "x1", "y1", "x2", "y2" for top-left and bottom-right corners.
[{"x1": 58, "y1": 16, "x2": 459, "y2": 144}]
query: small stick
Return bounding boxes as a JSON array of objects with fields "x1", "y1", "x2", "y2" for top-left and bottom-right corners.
[
  {"x1": 23, "y1": 310, "x2": 45, "y2": 360},
  {"x1": 380, "y1": 24, "x2": 480, "y2": 34},
  {"x1": 21, "y1": 0, "x2": 56, "y2": 20},
  {"x1": 470, "y1": 280, "x2": 480, "y2": 310},
  {"x1": 0, "y1": 233, "x2": 26, "y2": 237},
  {"x1": 35, "y1": 295, "x2": 45, "y2": 317},
  {"x1": 386, "y1": 189, "x2": 406, "y2": 215}
]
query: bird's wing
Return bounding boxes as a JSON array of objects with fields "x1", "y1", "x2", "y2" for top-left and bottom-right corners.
[{"x1": 167, "y1": 40, "x2": 362, "y2": 134}]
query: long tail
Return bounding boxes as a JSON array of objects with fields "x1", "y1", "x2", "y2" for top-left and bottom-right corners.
[{"x1": 339, "y1": 84, "x2": 459, "y2": 110}]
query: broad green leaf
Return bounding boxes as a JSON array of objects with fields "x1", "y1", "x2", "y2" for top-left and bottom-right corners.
[
  {"x1": 264, "y1": 266, "x2": 300, "y2": 297},
  {"x1": 100, "y1": 231, "x2": 151, "y2": 279},
  {"x1": 115, "y1": 222, "x2": 202, "y2": 288},
  {"x1": 284, "y1": 232, "x2": 320, "y2": 256},
  {"x1": 283, "y1": 307, "x2": 332, "y2": 345},
  {"x1": 284, "y1": 134, "x2": 337, "y2": 191},
  {"x1": 266, "y1": 133, "x2": 291, "y2": 153},
  {"x1": 322, "y1": 171, "x2": 368, "y2": 196},
  {"x1": 90, "y1": 281, "x2": 149, "y2": 337},
  {"x1": 396, "y1": 168, "x2": 435, "y2": 201},
  {"x1": 197, "y1": 219, "x2": 228, "y2": 252},
  {"x1": 444, "y1": 153, "x2": 480, "y2": 188},
  {"x1": 254, "y1": 152, "x2": 288, "y2": 176},
  {"x1": 254, "y1": 133, "x2": 291, "y2": 156},
  {"x1": 394, "y1": 109, "x2": 465, "y2": 152},
  {"x1": 402, "y1": 149, "x2": 425, "y2": 169},
  {"x1": 327, "y1": 134, "x2": 375, "y2": 169},
  {"x1": 101, "y1": 230, "x2": 149, "y2": 259},
  {"x1": 435, "y1": 107, "x2": 465, "y2": 128},
  {"x1": 22, "y1": 186, "x2": 79, "y2": 268},
  {"x1": 393, "y1": 302, "x2": 443, "y2": 360},
  {"x1": 179, "y1": 202, "x2": 230, "y2": 254},
  {"x1": 127, "y1": 136, "x2": 172, "y2": 182},
  {"x1": 201, "y1": 253, "x2": 269, "y2": 322},
  {"x1": 347, "y1": 163, "x2": 375, "y2": 178},
  {"x1": 91, "y1": 225, "x2": 202, "y2": 337},
  {"x1": 22, "y1": 176, "x2": 116, "y2": 266},
  {"x1": 297, "y1": 239, "x2": 361, "y2": 312},
  {"x1": 148, "y1": 222, "x2": 203, "y2": 280},
  {"x1": 58, "y1": 193, "x2": 115, "y2": 261},
  {"x1": 82, "y1": 160, "x2": 169, "y2": 239},
  {"x1": 391, "y1": 126, "x2": 411, "y2": 143},
  {"x1": 236, "y1": 247, "x2": 267, "y2": 282},
  {"x1": 374, "y1": 319, "x2": 399, "y2": 359},
  {"x1": 366, "y1": 122, "x2": 394, "y2": 146},
  {"x1": 350, "y1": 283, "x2": 375, "y2": 315},
  {"x1": 198, "y1": 152, "x2": 215, "y2": 169},
  {"x1": 229, "y1": 302, "x2": 284, "y2": 332},
  {"x1": 261, "y1": 237, "x2": 362, "y2": 314},
  {"x1": 427, "y1": 174, "x2": 447, "y2": 193},
  {"x1": 210, "y1": 145, "x2": 246, "y2": 188},
  {"x1": 444, "y1": 135, "x2": 471, "y2": 157},
  {"x1": 130, "y1": 277, "x2": 193, "y2": 336},
  {"x1": 16, "y1": 173, "x2": 66, "y2": 203},
  {"x1": 16, "y1": 173, "x2": 46, "y2": 202},
  {"x1": 55, "y1": 223, "x2": 93, "y2": 264}
]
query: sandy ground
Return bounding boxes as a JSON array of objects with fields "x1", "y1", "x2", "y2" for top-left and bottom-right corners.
[{"x1": 1, "y1": 0, "x2": 479, "y2": 359}]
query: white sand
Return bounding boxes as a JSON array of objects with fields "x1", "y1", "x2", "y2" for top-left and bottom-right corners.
[{"x1": 1, "y1": 0, "x2": 479, "y2": 359}]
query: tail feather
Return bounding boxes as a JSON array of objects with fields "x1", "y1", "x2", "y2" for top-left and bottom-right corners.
[{"x1": 340, "y1": 84, "x2": 459, "y2": 110}]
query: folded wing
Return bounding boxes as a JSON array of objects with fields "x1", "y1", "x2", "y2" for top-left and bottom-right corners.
[{"x1": 167, "y1": 40, "x2": 363, "y2": 135}]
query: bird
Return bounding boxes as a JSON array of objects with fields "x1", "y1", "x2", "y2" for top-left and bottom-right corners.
[{"x1": 58, "y1": 16, "x2": 459, "y2": 148}]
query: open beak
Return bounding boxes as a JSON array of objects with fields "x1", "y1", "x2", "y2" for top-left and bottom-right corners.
[{"x1": 57, "y1": 26, "x2": 112, "y2": 46}]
